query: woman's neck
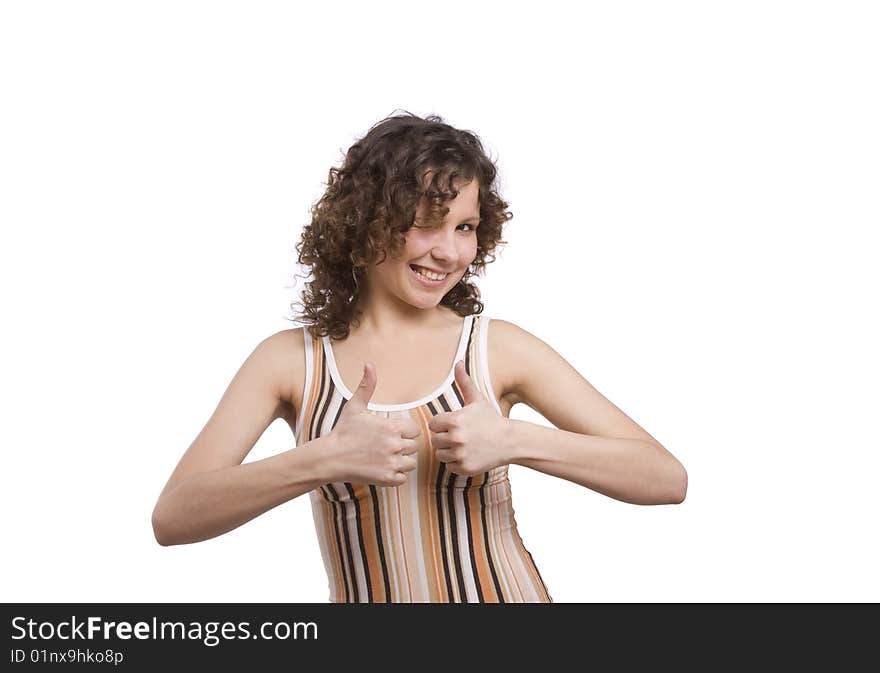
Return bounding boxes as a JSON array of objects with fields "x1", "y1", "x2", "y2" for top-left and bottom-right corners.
[{"x1": 351, "y1": 292, "x2": 457, "y2": 341}]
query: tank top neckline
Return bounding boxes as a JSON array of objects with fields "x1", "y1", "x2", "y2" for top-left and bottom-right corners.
[{"x1": 321, "y1": 314, "x2": 474, "y2": 412}]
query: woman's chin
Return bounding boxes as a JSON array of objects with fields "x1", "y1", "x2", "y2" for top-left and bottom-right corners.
[
  {"x1": 409, "y1": 297, "x2": 441, "y2": 310},
  {"x1": 401, "y1": 290, "x2": 442, "y2": 310}
]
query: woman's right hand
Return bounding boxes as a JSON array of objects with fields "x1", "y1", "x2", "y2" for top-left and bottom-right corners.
[{"x1": 325, "y1": 362, "x2": 421, "y2": 486}]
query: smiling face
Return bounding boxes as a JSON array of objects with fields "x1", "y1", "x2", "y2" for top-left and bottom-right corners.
[{"x1": 363, "y1": 177, "x2": 481, "y2": 311}]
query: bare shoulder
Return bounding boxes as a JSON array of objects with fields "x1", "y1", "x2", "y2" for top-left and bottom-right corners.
[
  {"x1": 486, "y1": 317, "x2": 667, "y2": 449},
  {"x1": 486, "y1": 316, "x2": 578, "y2": 407},
  {"x1": 258, "y1": 326, "x2": 306, "y2": 426},
  {"x1": 152, "y1": 326, "x2": 306, "y2": 506},
  {"x1": 485, "y1": 317, "x2": 550, "y2": 408}
]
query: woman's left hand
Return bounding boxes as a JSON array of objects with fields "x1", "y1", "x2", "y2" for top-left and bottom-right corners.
[{"x1": 427, "y1": 360, "x2": 514, "y2": 476}]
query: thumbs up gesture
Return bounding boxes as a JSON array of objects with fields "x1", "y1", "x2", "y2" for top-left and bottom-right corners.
[
  {"x1": 427, "y1": 360, "x2": 513, "y2": 476},
  {"x1": 326, "y1": 363, "x2": 422, "y2": 487}
]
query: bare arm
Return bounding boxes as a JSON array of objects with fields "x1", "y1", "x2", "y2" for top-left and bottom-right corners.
[
  {"x1": 504, "y1": 421, "x2": 685, "y2": 505},
  {"x1": 151, "y1": 329, "x2": 326, "y2": 546},
  {"x1": 152, "y1": 437, "x2": 334, "y2": 546},
  {"x1": 491, "y1": 319, "x2": 688, "y2": 505}
]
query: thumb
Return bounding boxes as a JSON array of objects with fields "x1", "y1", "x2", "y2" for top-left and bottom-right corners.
[
  {"x1": 346, "y1": 361, "x2": 376, "y2": 413},
  {"x1": 454, "y1": 360, "x2": 484, "y2": 405}
]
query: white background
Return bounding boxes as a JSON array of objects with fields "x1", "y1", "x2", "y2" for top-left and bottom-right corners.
[{"x1": 2, "y1": 1, "x2": 877, "y2": 603}]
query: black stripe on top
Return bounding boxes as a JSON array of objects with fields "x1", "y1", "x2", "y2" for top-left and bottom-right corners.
[
  {"x1": 369, "y1": 483, "x2": 393, "y2": 603},
  {"x1": 446, "y1": 318, "x2": 478, "y2": 601},
  {"x1": 479, "y1": 476, "x2": 505, "y2": 602},
  {"x1": 344, "y1": 480, "x2": 373, "y2": 602},
  {"x1": 427, "y1": 398, "x2": 455, "y2": 602},
  {"x1": 324, "y1": 482, "x2": 354, "y2": 603}
]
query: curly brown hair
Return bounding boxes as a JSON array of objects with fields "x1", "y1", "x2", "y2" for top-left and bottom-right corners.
[{"x1": 288, "y1": 110, "x2": 512, "y2": 341}]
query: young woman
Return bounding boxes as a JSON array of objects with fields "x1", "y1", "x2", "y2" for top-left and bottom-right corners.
[{"x1": 151, "y1": 112, "x2": 688, "y2": 603}]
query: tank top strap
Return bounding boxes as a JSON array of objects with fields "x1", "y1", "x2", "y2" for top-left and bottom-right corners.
[
  {"x1": 294, "y1": 326, "x2": 325, "y2": 442},
  {"x1": 465, "y1": 314, "x2": 503, "y2": 415}
]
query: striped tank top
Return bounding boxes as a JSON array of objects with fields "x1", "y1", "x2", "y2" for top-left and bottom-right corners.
[{"x1": 294, "y1": 313, "x2": 553, "y2": 603}]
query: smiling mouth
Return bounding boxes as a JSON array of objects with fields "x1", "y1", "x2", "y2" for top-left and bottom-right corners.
[
  {"x1": 409, "y1": 264, "x2": 450, "y2": 282},
  {"x1": 409, "y1": 264, "x2": 449, "y2": 285}
]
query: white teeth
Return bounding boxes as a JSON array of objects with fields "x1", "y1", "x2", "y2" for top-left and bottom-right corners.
[{"x1": 412, "y1": 265, "x2": 447, "y2": 281}]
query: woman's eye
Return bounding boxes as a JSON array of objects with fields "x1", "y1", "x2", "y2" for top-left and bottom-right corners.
[{"x1": 458, "y1": 223, "x2": 477, "y2": 232}]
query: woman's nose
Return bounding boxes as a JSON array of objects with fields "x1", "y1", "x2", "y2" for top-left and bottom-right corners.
[{"x1": 430, "y1": 228, "x2": 458, "y2": 263}]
